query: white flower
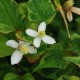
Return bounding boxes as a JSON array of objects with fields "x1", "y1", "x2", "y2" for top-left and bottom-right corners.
[
  {"x1": 26, "y1": 22, "x2": 56, "y2": 48},
  {"x1": 6, "y1": 40, "x2": 37, "y2": 65}
]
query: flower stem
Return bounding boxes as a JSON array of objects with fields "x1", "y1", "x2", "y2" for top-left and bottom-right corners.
[
  {"x1": 58, "y1": 7, "x2": 71, "y2": 38},
  {"x1": 53, "y1": 0, "x2": 70, "y2": 38}
]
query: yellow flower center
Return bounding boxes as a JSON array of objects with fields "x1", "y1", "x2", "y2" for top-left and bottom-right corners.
[
  {"x1": 38, "y1": 31, "x2": 45, "y2": 37},
  {"x1": 63, "y1": 0, "x2": 74, "y2": 12},
  {"x1": 19, "y1": 45, "x2": 29, "y2": 54}
]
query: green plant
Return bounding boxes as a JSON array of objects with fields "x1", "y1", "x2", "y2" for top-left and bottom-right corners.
[{"x1": 0, "y1": 0, "x2": 80, "y2": 80}]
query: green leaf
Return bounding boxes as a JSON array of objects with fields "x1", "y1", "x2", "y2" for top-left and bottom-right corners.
[
  {"x1": 70, "y1": 33, "x2": 80, "y2": 41},
  {"x1": 37, "y1": 42, "x2": 47, "y2": 56},
  {"x1": 71, "y1": 38, "x2": 80, "y2": 55},
  {"x1": 64, "y1": 57, "x2": 80, "y2": 67},
  {"x1": 0, "y1": 59, "x2": 17, "y2": 80},
  {"x1": 4, "y1": 73, "x2": 19, "y2": 80},
  {"x1": 23, "y1": 73, "x2": 35, "y2": 80},
  {"x1": 37, "y1": 69, "x2": 58, "y2": 80},
  {"x1": 0, "y1": 23, "x2": 15, "y2": 33},
  {"x1": 0, "y1": 34, "x2": 14, "y2": 58},
  {"x1": 58, "y1": 75, "x2": 80, "y2": 80},
  {"x1": 4, "y1": 73, "x2": 35, "y2": 80},
  {"x1": 58, "y1": 75, "x2": 70, "y2": 80},
  {"x1": 68, "y1": 35, "x2": 80, "y2": 55},
  {"x1": 33, "y1": 43, "x2": 67, "y2": 72},
  {"x1": 70, "y1": 76, "x2": 80, "y2": 80},
  {"x1": 58, "y1": 30, "x2": 69, "y2": 47},
  {"x1": 75, "y1": 18, "x2": 80, "y2": 25},
  {"x1": 27, "y1": 0, "x2": 56, "y2": 24},
  {"x1": 0, "y1": 0, "x2": 23, "y2": 33}
]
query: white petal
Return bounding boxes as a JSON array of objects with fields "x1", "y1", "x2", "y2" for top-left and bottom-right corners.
[
  {"x1": 38, "y1": 22, "x2": 46, "y2": 32},
  {"x1": 11, "y1": 50, "x2": 23, "y2": 65},
  {"x1": 6, "y1": 40, "x2": 19, "y2": 48},
  {"x1": 67, "y1": 11, "x2": 73, "y2": 21},
  {"x1": 33, "y1": 37, "x2": 41, "y2": 48},
  {"x1": 25, "y1": 42, "x2": 31, "y2": 46},
  {"x1": 28, "y1": 46, "x2": 37, "y2": 54},
  {"x1": 26, "y1": 29, "x2": 38, "y2": 37},
  {"x1": 19, "y1": 41, "x2": 31, "y2": 46},
  {"x1": 19, "y1": 41, "x2": 24, "y2": 45},
  {"x1": 71, "y1": 7, "x2": 80, "y2": 15},
  {"x1": 42, "y1": 35, "x2": 56, "y2": 44}
]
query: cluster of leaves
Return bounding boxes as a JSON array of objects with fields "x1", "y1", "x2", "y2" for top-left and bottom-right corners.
[{"x1": 0, "y1": 0, "x2": 80, "y2": 80}]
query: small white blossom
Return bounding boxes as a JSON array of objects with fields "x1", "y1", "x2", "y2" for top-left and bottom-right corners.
[
  {"x1": 26, "y1": 22, "x2": 56, "y2": 48},
  {"x1": 6, "y1": 40, "x2": 37, "y2": 65}
]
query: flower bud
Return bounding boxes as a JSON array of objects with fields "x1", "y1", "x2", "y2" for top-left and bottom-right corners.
[{"x1": 63, "y1": 0, "x2": 74, "y2": 12}]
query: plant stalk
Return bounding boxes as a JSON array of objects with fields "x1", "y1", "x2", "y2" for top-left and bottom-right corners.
[
  {"x1": 59, "y1": 7, "x2": 71, "y2": 38},
  {"x1": 53, "y1": 0, "x2": 70, "y2": 38}
]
